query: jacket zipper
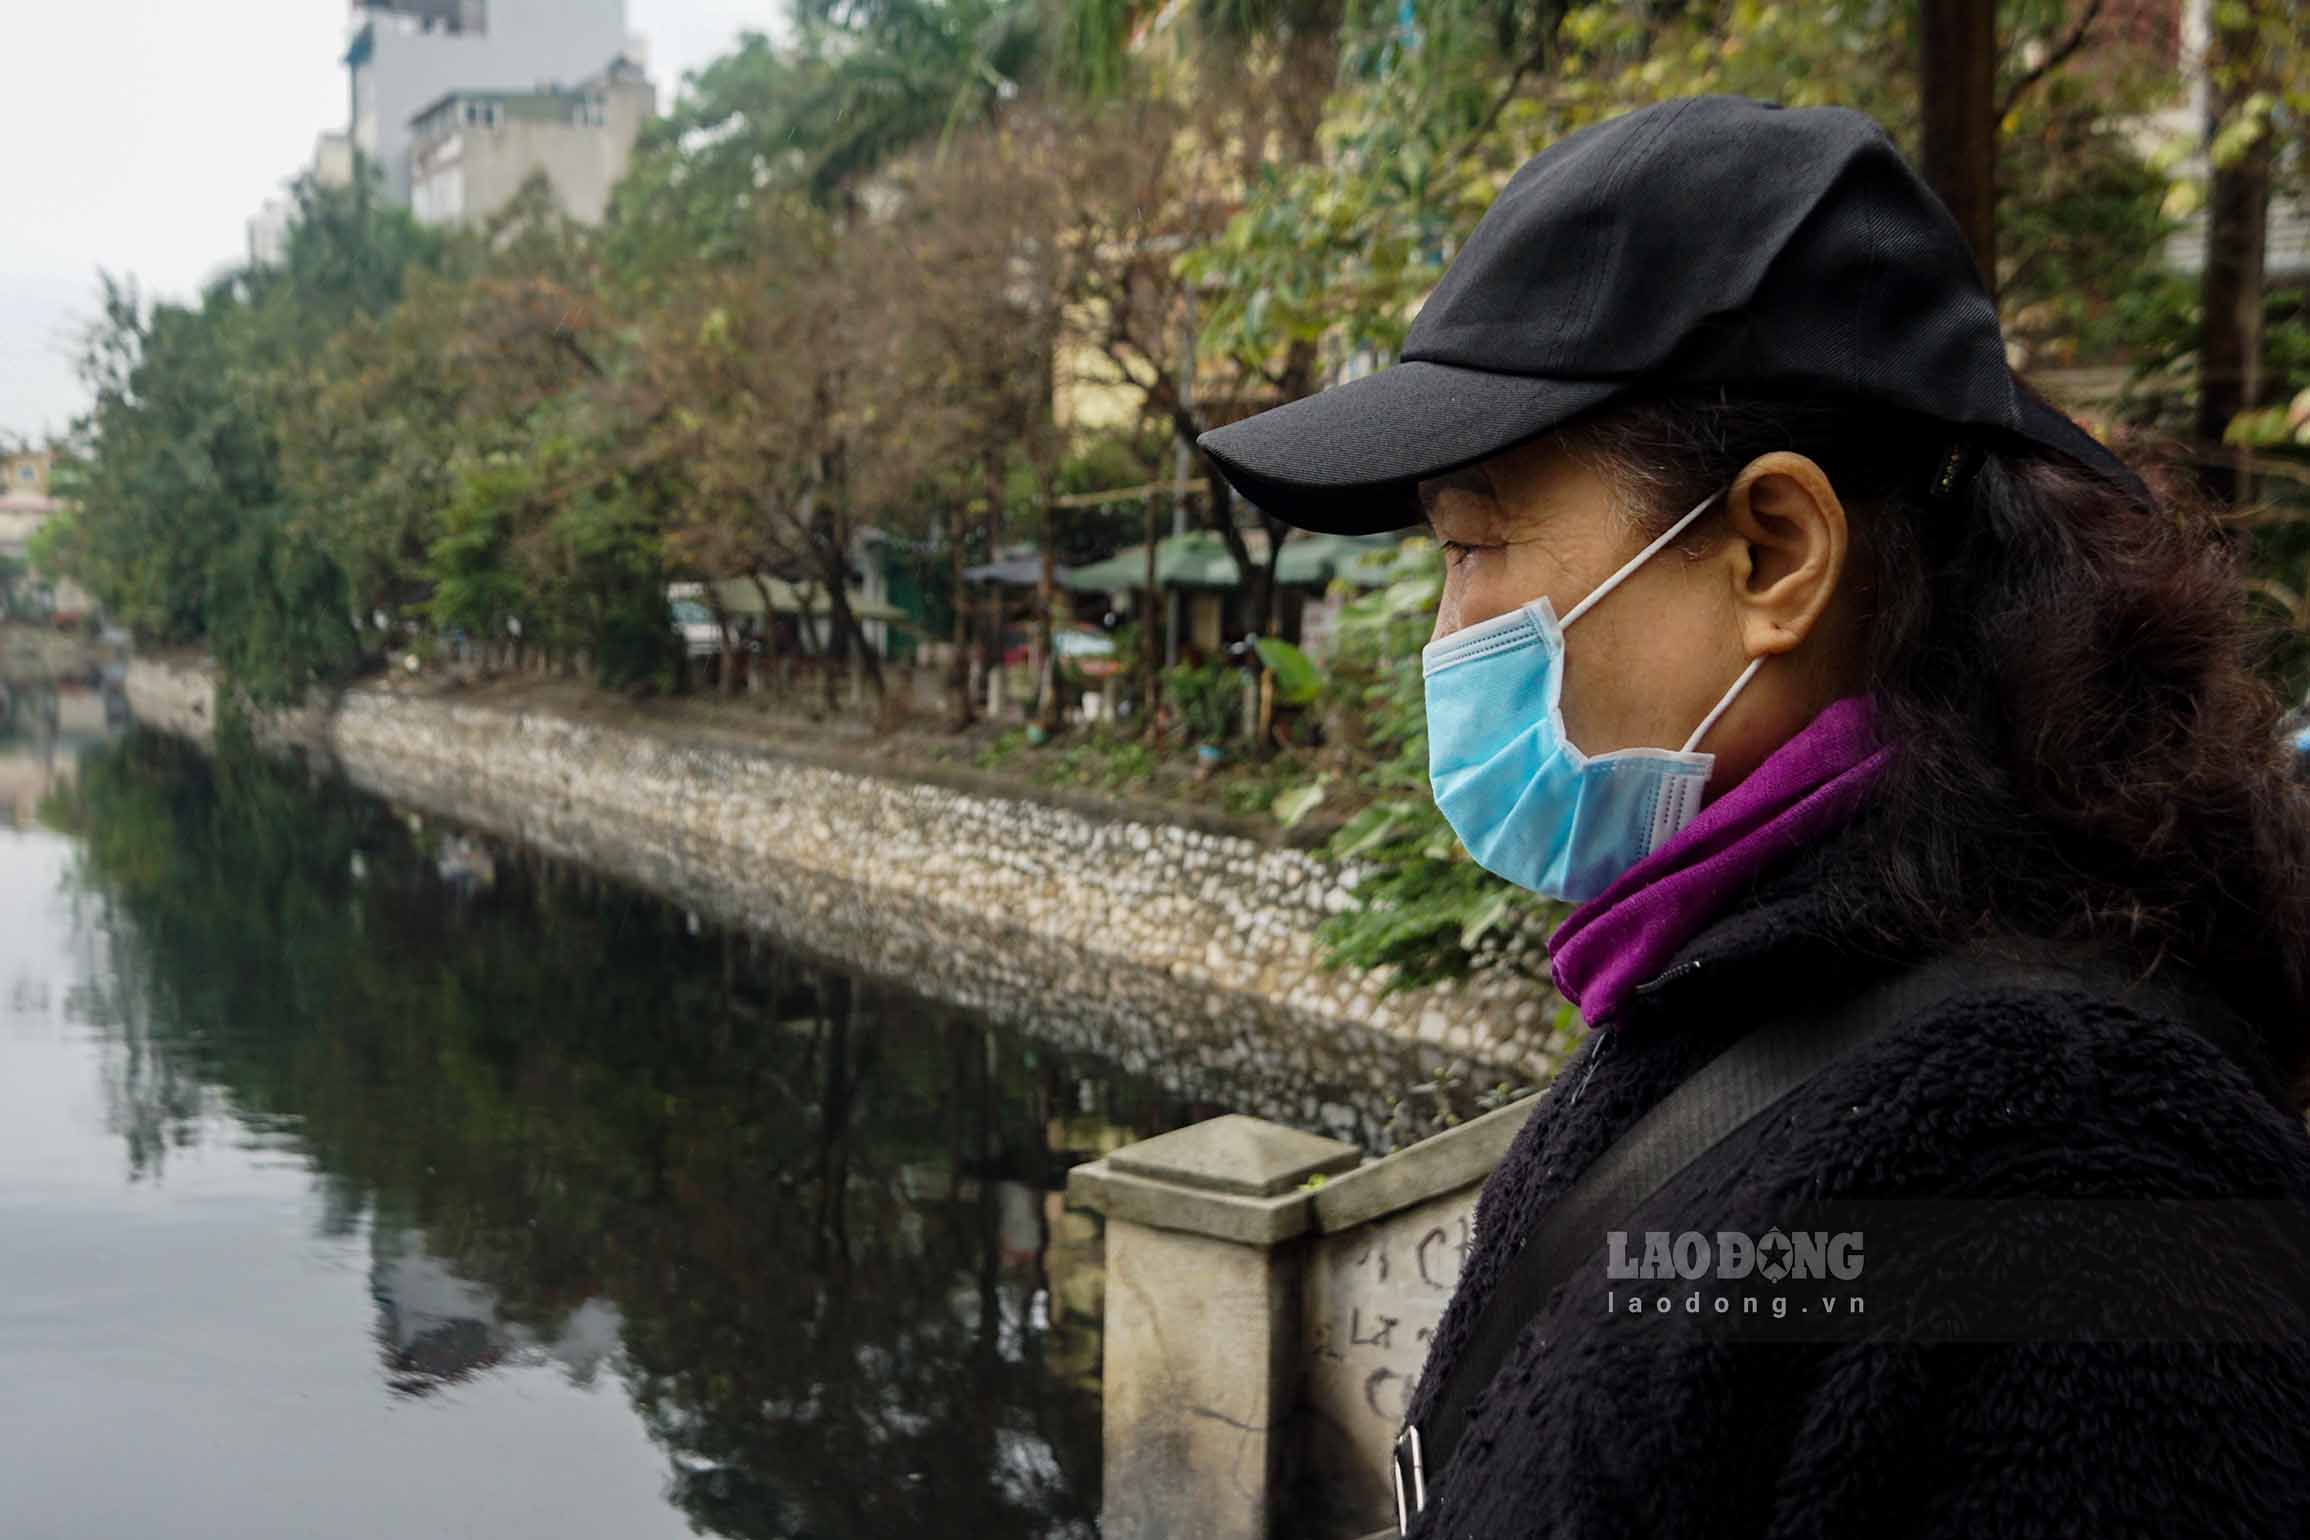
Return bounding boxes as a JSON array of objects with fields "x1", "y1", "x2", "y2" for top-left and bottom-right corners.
[{"x1": 1630, "y1": 955, "x2": 1705, "y2": 1000}]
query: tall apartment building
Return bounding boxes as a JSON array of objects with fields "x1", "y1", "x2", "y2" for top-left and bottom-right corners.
[
  {"x1": 346, "y1": 0, "x2": 634, "y2": 206},
  {"x1": 408, "y1": 56, "x2": 655, "y2": 228}
]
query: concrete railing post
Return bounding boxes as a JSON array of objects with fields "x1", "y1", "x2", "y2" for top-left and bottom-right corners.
[{"x1": 1069, "y1": 1114, "x2": 1362, "y2": 1540}]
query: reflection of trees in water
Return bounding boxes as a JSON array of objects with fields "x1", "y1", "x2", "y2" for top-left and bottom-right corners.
[
  {"x1": 369, "y1": 1226, "x2": 624, "y2": 1397},
  {"x1": 64, "y1": 732, "x2": 1201, "y2": 1539},
  {"x1": 0, "y1": 674, "x2": 125, "y2": 829}
]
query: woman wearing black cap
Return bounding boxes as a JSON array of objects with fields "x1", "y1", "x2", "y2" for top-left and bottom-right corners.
[{"x1": 1201, "y1": 96, "x2": 2310, "y2": 1537}]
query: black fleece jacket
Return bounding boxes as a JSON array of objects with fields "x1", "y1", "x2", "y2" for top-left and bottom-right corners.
[{"x1": 1398, "y1": 857, "x2": 2310, "y2": 1540}]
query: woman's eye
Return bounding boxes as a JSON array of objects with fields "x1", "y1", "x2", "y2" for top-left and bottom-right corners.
[{"x1": 1439, "y1": 539, "x2": 1489, "y2": 566}]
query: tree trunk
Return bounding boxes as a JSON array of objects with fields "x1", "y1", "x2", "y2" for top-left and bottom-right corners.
[
  {"x1": 747, "y1": 573, "x2": 780, "y2": 696},
  {"x1": 981, "y1": 451, "x2": 1005, "y2": 710},
  {"x1": 821, "y1": 607, "x2": 844, "y2": 712},
  {"x1": 1036, "y1": 499, "x2": 1060, "y2": 733},
  {"x1": 793, "y1": 585, "x2": 824, "y2": 659},
  {"x1": 1257, "y1": 539, "x2": 1284, "y2": 638},
  {"x1": 947, "y1": 514, "x2": 974, "y2": 727},
  {"x1": 2195, "y1": 16, "x2": 2272, "y2": 507},
  {"x1": 1028, "y1": 227, "x2": 1065, "y2": 736},
  {"x1": 706, "y1": 588, "x2": 739, "y2": 698},
  {"x1": 815, "y1": 543, "x2": 870, "y2": 714},
  {"x1": 1167, "y1": 394, "x2": 1273, "y2": 640},
  {"x1": 1186, "y1": 431, "x2": 1282, "y2": 645},
  {"x1": 1142, "y1": 494, "x2": 1162, "y2": 736},
  {"x1": 1920, "y1": 0, "x2": 1999, "y2": 288},
  {"x1": 1231, "y1": 337, "x2": 1326, "y2": 643},
  {"x1": 820, "y1": 553, "x2": 886, "y2": 702},
  {"x1": 826, "y1": 406, "x2": 882, "y2": 705}
]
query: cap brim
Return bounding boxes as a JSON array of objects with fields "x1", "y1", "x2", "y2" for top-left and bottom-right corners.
[{"x1": 1196, "y1": 361, "x2": 1623, "y2": 535}]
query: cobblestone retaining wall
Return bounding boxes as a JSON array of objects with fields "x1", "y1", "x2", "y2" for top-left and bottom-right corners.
[{"x1": 125, "y1": 659, "x2": 1571, "y2": 1149}]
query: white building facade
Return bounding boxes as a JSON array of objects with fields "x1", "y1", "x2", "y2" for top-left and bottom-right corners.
[
  {"x1": 346, "y1": 0, "x2": 635, "y2": 205},
  {"x1": 408, "y1": 58, "x2": 656, "y2": 228}
]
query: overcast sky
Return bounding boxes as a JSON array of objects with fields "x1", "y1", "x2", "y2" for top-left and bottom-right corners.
[{"x1": 0, "y1": 1, "x2": 776, "y2": 445}]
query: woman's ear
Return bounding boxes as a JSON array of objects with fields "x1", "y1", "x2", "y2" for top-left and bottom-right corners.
[{"x1": 1721, "y1": 451, "x2": 1849, "y2": 658}]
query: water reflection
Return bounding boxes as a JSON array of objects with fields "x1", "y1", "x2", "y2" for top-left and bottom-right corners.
[
  {"x1": 371, "y1": 1228, "x2": 625, "y2": 1394},
  {"x1": 0, "y1": 666, "x2": 125, "y2": 827},
  {"x1": 48, "y1": 731, "x2": 1245, "y2": 1538}
]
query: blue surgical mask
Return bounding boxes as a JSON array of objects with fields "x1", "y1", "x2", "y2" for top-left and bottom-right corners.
[{"x1": 1421, "y1": 489, "x2": 1765, "y2": 903}]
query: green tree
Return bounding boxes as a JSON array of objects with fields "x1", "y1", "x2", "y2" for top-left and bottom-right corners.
[
  {"x1": 789, "y1": 0, "x2": 1049, "y2": 203},
  {"x1": 638, "y1": 201, "x2": 891, "y2": 704},
  {"x1": 600, "y1": 35, "x2": 808, "y2": 287},
  {"x1": 283, "y1": 176, "x2": 648, "y2": 669},
  {"x1": 68, "y1": 174, "x2": 441, "y2": 703}
]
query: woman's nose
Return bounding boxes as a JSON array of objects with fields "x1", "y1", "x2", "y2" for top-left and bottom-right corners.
[{"x1": 1430, "y1": 586, "x2": 1462, "y2": 645}]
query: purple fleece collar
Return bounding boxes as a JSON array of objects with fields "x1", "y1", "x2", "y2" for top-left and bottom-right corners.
[{"x1": 1546, "y1": 696, "x2": 1889, "y2": 1027}]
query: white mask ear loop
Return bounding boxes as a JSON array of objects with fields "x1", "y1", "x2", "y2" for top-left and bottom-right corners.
[
  {"x1": 1548, "y1": 482, "x2": 1759, "y2": 755},
  {"x1": 1680, "y1": 655, "x2": 1767, "y2": 754},
  {"x1": 1558, "y1": 488, "x2": 1725, "y2": 632}
]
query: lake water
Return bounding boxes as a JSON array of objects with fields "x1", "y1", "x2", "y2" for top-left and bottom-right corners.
[
  {"x1": 0, "y1": 715, "x2": 1503, "y2": 1540},
  {"x1": 0, "y1": 725, "x2": 1201, "y2": 1539}
]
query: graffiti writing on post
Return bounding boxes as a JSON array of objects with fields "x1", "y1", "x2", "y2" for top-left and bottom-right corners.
[{"x1": 1307, "y1": 1192, "x2": 1477, "y2": 1428}]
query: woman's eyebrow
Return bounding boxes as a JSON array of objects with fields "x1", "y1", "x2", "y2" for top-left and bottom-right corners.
[{"x1": 1416, "y1": 466, "x2": 1497, "y2": 529}]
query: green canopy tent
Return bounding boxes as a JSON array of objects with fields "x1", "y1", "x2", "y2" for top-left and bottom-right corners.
[
  {"x1": 1057, "y1": 531, "x2": 1395, "y2": 595},
  {"x1": 1274, "y1": 533, "x2": 1401, "y2": 588},
  {"x1": 671, "y1": 577, "x2": 907, "y2": 625},
  {"x1": 1060, "y1": 532, "x2": 1235, "y2": 594},
  {"x1": 1324, "y1": 537, "x2": 1423, "y2": 591},
  {"x1": 1057, "y1": 530, "x2": 1401, "y2": 662}
]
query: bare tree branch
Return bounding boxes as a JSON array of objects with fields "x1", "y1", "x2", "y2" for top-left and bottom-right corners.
[{"x1": 1998, "y1": 0, "x2": 2107, "y2": 121}]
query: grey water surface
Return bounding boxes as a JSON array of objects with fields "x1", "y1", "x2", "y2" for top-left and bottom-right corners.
[
  {"x1": 0, "y1": 715, "x2": 1501, "y2": 1540},
  {"x1": 0, "y1": 726, "x2": 1159, "y2": 1540}
]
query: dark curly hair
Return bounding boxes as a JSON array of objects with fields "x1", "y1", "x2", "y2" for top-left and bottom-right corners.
[{"x1": 1566, "y1": 386, "x2": 2310, "y2": 1109}]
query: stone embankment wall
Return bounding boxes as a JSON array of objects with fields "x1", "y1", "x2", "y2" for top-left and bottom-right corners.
[{"x1": 126, "y1": 659, "x2": 1569, "y2": 1151}]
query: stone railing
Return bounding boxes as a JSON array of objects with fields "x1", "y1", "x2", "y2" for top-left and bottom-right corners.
[{"x1": 1067, "y1": 1094, "x2": 1539, "y2": 1540}]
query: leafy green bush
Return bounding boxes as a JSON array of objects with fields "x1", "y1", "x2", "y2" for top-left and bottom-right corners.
[
  {"x1": 1163, "y1": 660, "x2": 1240, "y2": 745},
  {"x1": 977, "y1": 726, "x2": 1165, "y2": 795},
  {"x1": 1251, "y1": 636, "x2": 1322, "y2": 706},
  {"x1": 973, "y1": 728, "x2": 1029, "y2": 772},
  {"x1": 1046, "y1": 733, "x2": 1159, "y2": 793}
]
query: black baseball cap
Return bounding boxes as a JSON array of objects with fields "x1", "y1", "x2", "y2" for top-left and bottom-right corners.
[{"x1": 1196, "y1": 94, "x2": 2147, "y2": 534}]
